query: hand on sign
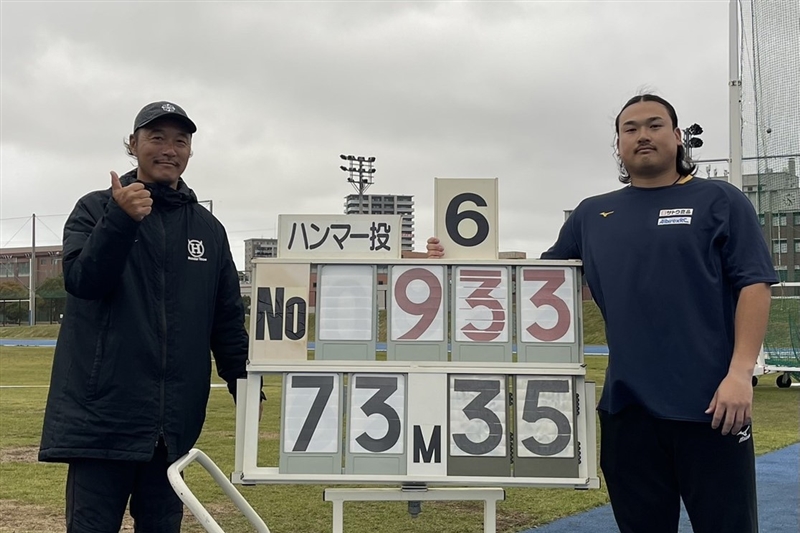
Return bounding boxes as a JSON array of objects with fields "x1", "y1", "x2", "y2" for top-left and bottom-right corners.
[
  {"x1": 111, "y1": 171, "x2": 152, "y2": 222},
  {"x1": 705, "y1": 371, "x2": 753, "y2": 435},
  {"x1": 426, "y1": 236, "x2": 445, "y2": 258}
]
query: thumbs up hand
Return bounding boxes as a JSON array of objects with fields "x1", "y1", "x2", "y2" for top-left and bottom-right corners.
[{"x1": 111, "y1": 171, "x2": 152, "y2": 221}]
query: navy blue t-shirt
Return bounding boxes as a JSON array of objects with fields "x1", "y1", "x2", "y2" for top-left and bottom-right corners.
[{"x1": 542, "y1": 176, "x2": 778, "y2": 422}]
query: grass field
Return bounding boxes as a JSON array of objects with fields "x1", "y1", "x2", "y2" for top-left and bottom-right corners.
[
  {"x1": 0, "y1": 302, "x2": 612, "y2": 345},
  {"x1": 1, "y1": 342, "x2": 798, "y2": 533},
  {"x1": 4, "y1": 297, "x2": 798, "y2": 349}
]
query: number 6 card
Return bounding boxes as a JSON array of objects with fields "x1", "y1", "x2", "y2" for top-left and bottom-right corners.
[{"x1": 434, "y1": 178, "x2": 498, "y2": 260}]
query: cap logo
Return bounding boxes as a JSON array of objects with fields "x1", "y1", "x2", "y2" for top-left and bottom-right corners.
[{"x1": 162, "y1": 103, "x2": 176, "y2": 112}]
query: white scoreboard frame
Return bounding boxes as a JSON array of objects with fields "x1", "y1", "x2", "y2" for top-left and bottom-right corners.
[{"x1": 232, "y1": 258, "x2": 600, "y2": 490}]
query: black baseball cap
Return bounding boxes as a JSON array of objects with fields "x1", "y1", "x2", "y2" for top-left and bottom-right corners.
[{"x1": 133, "y1": 101, "x2": 197, "y2": 133}]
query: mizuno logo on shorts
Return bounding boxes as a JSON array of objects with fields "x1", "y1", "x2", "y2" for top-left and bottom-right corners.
[{"x1": 737, "y1": 425, "x2": 752, "y2": 444}]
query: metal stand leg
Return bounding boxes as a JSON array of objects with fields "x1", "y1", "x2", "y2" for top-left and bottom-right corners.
[
  {"x1": 331, "y1": 500, "x2": 344, "y2": 533},
  {"x1": 324, "y1": 487, "x2": 505, "y2": 533},
  {"x1": 484, "y1": 497, "x2": 497, "y2": 533}
]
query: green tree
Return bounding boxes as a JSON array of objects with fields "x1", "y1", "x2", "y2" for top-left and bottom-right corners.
[
  {"x1": 36, "y1": 274, "x2": 67, "y2": 323},
  {"x1": 0, "y1": 280, "x2": 29, "y2": 324},
  {"x1": 0, "y1": 280, "x2": 29, "y2": 300},
  {"x1": 36, "y1": 274, "x2": 66, "y2": 298}
]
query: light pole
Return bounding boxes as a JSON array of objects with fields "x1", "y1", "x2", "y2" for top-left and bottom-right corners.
[{"x1": 340, "y1": 155, "x2": 376, "y2": 214}]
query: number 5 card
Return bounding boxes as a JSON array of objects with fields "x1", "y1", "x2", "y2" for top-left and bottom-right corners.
[{"x1": 434, "y1": 178, "x2": 499, "y2": 260}]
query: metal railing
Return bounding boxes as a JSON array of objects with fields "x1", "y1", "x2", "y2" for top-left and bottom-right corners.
[{"x1": 167, "y1": 448, "x2": 270, "y2": 533}]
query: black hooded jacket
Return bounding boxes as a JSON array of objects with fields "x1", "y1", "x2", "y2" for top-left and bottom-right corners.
[{"x1": 39, "y1": 169, "x2": 248, "y2": 463}]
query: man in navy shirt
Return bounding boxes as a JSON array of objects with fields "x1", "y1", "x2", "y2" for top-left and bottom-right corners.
[{"x1": 428, "y1": 94, "x2": 776, "y2": 533}]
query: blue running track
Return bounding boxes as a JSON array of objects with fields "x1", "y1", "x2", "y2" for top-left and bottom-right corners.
[{"x1": 520, "y1": 443, "x2": 799, "y2": 533}]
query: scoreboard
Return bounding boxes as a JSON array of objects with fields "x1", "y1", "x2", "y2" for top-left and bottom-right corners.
[
  {"x1": 231, "y1": 177, "x2": 598, "y2": 490},
  {"x1": 233, "y1": 258, "x2": 598, "y2": 489}
]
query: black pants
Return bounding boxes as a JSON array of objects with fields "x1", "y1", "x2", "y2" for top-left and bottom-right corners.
[
  {"x1": 599, "y1": 406, "x2": 758, "y2": 533},
  {"x1": 65, "y1": 440, "x2": 182, "y2": 533}
]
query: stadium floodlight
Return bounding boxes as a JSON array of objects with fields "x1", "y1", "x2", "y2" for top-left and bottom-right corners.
[
  {"x1": 687, "y1": 123, "x2": 704, "y2": 136},
  {"x1": 688, "y1": 138, "x2": 704, "y2": 148},
  {"x1": 338, "y1": 153, "x2": 377, "y2": 214},
  {"x1": 683, "y1": 123, "x2": 704, "y2": 158}
]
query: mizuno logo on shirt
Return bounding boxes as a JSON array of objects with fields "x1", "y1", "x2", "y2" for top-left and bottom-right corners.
[{"x1": 600, "y1": 211, "x2": 614, "y2": 217}]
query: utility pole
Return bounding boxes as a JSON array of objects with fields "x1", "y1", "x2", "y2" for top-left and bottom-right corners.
[
  {"x1": 30, "y1": 213, "x2": 36, "y2": 326},
  {"x1": 729, "y1": 0, "x2": 743, "y2": 190}
]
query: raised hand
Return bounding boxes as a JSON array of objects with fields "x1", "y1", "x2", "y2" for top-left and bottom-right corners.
[{"x1": 111, "y1": 171, "x2": 152, "y2": 222}]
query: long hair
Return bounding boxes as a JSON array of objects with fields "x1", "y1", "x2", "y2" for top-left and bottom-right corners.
[
  {"x1": 614, "y1": 94, "x2": 696, "y2": 184},
  {"x1": 123, "y1": 133, "x2": 138, "y2": 158}
]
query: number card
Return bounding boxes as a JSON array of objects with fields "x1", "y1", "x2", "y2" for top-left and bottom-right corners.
[
  {"x1": 516, "y1": 376, "x2": 574, "y2": 458},
  {"x1": 434, "y1": 178, "x2": 498, "y2": 260},
  {"x1": 249, "y1": 261, "x2": 310, "y2": 362},
  {"x1": 405, "y1": 372, "x2": 448, "y2": 476},
  {"x1": 278, "y1": 214, "x2": 402, "y2": 259},
  {"x1": 449, "y1": 376, "x2": 506, "y2": 457},
  {"x1": 448, "y1": 375, "x2": 510, "y2": 477},
  {"x1": 517, "y1": 267, "x2": 582, "y2": 363},
  {"x1": 316, "y1": 264, "x2": 377, "y2": 360},
  {"x1": 279, "y1": 373, "x2": 343, "y2": 474},
  {"x1": 387, "y1": 265, "x2": 448, "y2": 361},
  {"x1": 513, "y1": 376, "x2": 580, "y2": 479},
  {"x1": 346, "y1": 374, "x2": 407, "y2": 475},
  {"x1": 451, "y1": 266, "x2": 513, "y2": 362}
]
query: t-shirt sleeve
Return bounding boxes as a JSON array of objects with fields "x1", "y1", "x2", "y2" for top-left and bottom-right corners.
[
  {"x1": 540, "y1": 208, "x2": 581, "y2": 260},
  {"x1": 721, "y1": 187, "x2": 779, "y2": 289}
]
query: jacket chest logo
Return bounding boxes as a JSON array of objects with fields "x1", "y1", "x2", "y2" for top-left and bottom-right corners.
[{"x1": 187, "y1": 239, "x2": 208, "y2": 262}]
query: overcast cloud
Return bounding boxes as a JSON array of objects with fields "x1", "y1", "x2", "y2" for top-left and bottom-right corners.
[{"x1": 1, "y1": 0, "x2": 732, "y2": 269}]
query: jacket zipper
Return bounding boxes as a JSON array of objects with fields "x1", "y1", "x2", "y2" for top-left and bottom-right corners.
[{"x1": 157, "y1": 212, "x2": 168, "y2": 447}]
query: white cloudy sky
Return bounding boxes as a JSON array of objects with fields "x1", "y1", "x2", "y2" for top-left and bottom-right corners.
[{"x1": 1, "y1": 0, "x2": 734, "y2": 269}]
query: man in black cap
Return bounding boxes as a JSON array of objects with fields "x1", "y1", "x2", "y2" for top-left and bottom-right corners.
[{"x1": 39, "y1": 101, "x2": 250, "y2": 532}]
